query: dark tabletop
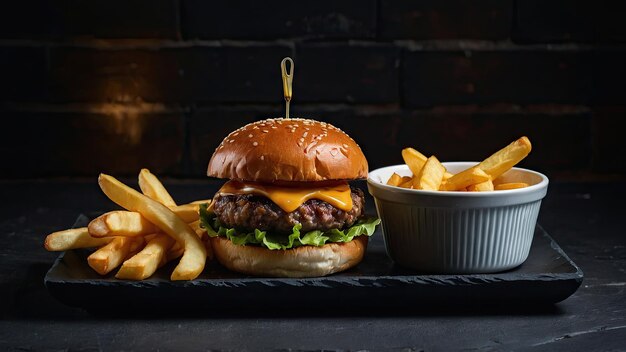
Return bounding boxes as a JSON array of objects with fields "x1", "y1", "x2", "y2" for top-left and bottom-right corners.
[{"x1": 0, "y1": 179, "x2": 624, "y2": 351}]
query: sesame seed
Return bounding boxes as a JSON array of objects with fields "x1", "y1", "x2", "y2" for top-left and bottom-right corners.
[
  {"x1": 299, "y1": 138, "x2": 304, "y2": 142},
  {"x1": 248, "y1": 134, "x2": 253, "y2": 138},
  {"x1": 271, "y1": 126, "x2": 277, "y2": 129},
  {"x1": 260, "y1": 123, "x2": 265, "y2": 127},
  {"x1": 262, "y1": 130, "x2": 268, "y2": 133},
  {"x1": 253, "y1": 126, "x2": 259, "y2": 129},
  {"x1": 233, "y1": 132, "x2": 239, "y2": 136},
  {"x1": 303, "y1": 132, "x2": 308, "y2": 137},
  {"x1": 252, "y1": 142, "x2": 258, "y2": 146},
  {"x1": 229, "y1": 140, "x2": 235, "y2": 143},
  {"x1": 330, "y1": 149, "x2": 338, "y2": 156},
  {"x1": 298, "y1": 142, "x2": 303, "y2": 147},
  {"x1": 260, "y1": 155, "x2": 264, "y2": 160},
  {"x1": 343, "y1": 143, "x2": 349, "y2": 148}
]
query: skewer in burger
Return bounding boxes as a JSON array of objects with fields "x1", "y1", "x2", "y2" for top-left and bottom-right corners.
[{"x1": 200, "y1": 118, "x2": 380, "y2": 277}]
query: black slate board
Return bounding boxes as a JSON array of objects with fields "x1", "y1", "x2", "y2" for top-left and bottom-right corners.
[{"x1": 45, "y1": 215, "x2": 583, "y2": 313}]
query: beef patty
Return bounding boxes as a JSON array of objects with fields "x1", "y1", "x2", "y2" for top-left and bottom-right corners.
[{"x1": 212, "y1": 187, "x2": 365, "y2": 234}]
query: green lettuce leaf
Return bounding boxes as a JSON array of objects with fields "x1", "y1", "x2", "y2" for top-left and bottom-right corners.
[{"x1": 199, "y1": 203, "x2": 380, "y2": 250}]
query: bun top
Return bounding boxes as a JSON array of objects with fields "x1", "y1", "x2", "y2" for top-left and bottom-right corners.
[{"x1": 207, "y1": 118, "x2": 368, "y2": 183}]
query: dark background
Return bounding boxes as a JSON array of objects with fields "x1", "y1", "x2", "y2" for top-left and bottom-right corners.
[
  {"x1": 1, "y1": 3, "x2": 626, "y2": 350},
  {"x1": 1, "y1": 0, "x2": 625, "y2": 180}
]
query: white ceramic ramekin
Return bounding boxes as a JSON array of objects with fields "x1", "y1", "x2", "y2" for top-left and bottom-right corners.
[{"x1": 367, "y1": 162, "x2": 549, "y2": 273}]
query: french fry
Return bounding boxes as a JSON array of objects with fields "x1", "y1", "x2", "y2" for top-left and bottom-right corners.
[
  {"x1": 88, "y1": 211, "x2": 158, "y2": 238},
  {"x1": 495, "y1": 182, "x2": 529, "y2": 190},
  {"x1": 137, "y1": 171, "x2": 201, "y2": 268},
  {"x1": 402, "y1": 147, "x2": 428, "y2": 177},
  {"x1": 138, "y1": 168, "x2": 177, "y2": 208},
  {"x1": 89, "y1": 209, "x2": 199, "y2": 237},
  {"x1": 398, "y1": 176, "x2": 413, "y2": 188},
  {"x1": 98, "y1": 174, "x2": 207, "y2": 280},
  {"x1": 386, "y1": 173, "x2": 402, "y2": 186},
  {"x1": 144, "y1": 233, "x2": 158, "y2": 241},
  {"x1": 44, "y1": 227, "x2": 113, "y2": 251},
  {"x1": 402, "y1": 148, "x2": 453, "y2": 180},
  {"x1": 188, "y1": 220, "x2": 214, "y2": 260},
  {"x1": 440, "y1": 166, "x2": 491, "y2": 191},
  {"x1": 116, "y1": 234, "x2": 175, "y2": 280},
  {"x1": 89, "y1": 207, "x2": 198, "y2": 238},
  {"x1": 87, "y1": 237, "x2": 144, "y2": 275},
  {"x1": 188, "y1": 220, "x2": 206, "y2": 240},
  {"x1": 167, "y1": 243, "x2": 184, "y2": 262},
  {"x1": 492, "y1": 173, "x2": 523, "y2": 186},
  {"x1": 414, "y1": 156, "x2": 446, "y2": 191},
  {"x1": 478, "y1": 137, "x2": 532, "y2": 179},
  {"x1": 468, "y1": 180, "x2": 494, "y2": 192},
  {"x1": 172, "y1": 203, "x2": 200, "y2": 223}
]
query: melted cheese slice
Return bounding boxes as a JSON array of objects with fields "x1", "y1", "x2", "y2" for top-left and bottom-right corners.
[{"x1": 218, "y1": 180, "x2": 353, "y2": 213}]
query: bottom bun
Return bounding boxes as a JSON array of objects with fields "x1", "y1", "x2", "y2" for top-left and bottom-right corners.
[{"x1": 209, "y1": 235, "x2": 368, "y2": 278}]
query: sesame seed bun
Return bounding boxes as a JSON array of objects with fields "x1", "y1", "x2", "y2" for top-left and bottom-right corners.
[{"x1": 207, "y1": 118, "x2": 368, "y2": 182}]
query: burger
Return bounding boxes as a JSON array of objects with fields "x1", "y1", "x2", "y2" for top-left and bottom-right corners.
[{"x1": 200, "y1": 118, "x2": 380, "y2": 277}]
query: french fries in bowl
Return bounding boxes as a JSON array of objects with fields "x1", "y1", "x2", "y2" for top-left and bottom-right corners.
[{"x1": 367, "y1": 137, "x2": 549, "y2": 273}]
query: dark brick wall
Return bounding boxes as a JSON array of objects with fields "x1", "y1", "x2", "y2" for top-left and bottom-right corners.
[
  {"x1": 182, "y1": 0, "x2": 377, "y2": 39},
  {"x1": 380, "y1": 0, "x2": 512, "y2": 40},
  {"x1": 1, "y1": 0, "x2": 625, "y2": 179}
]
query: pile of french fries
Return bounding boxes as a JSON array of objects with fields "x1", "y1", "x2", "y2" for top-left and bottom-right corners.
[
  {"x1": 388, "y1": 137, "x2": 532, "y2": 192},
  {"x1": 44, "y1": 169, "x2": 212, "y2": 281}
]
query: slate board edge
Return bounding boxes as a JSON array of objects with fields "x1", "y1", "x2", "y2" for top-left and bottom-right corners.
[{"x1": 44, "y1": 223, "x2": 584, "y2": 309}]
